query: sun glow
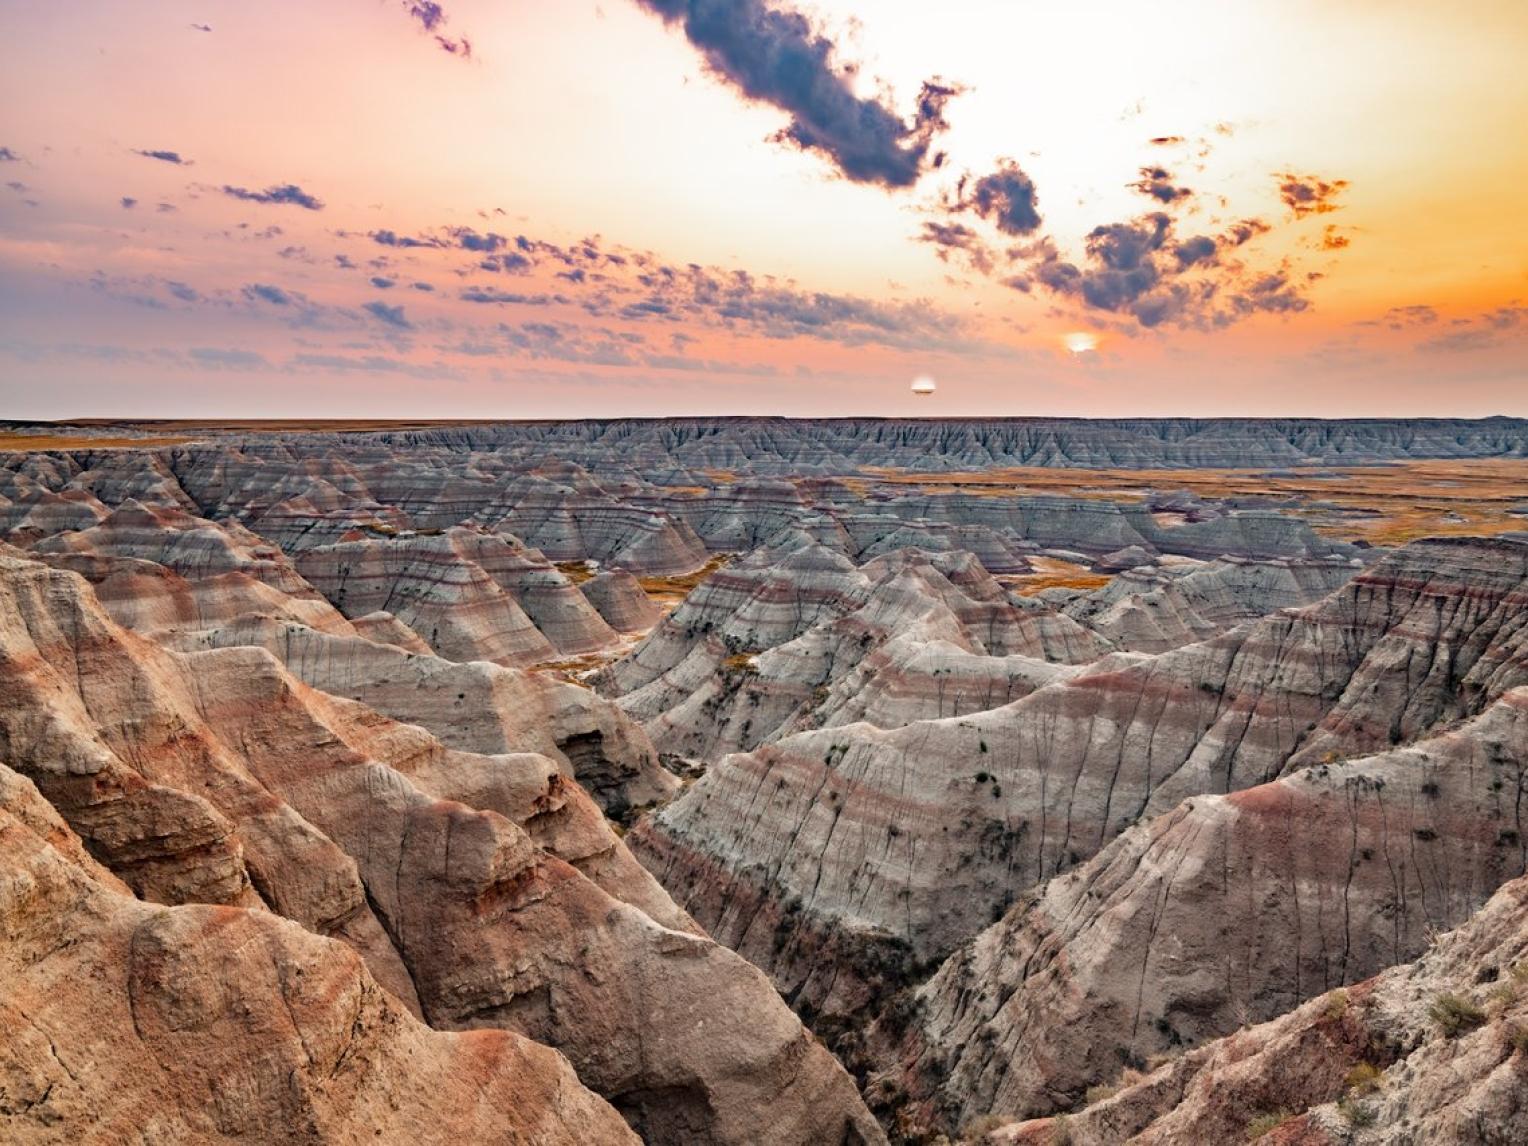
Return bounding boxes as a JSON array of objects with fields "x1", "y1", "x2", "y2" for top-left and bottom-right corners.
[{"x1": 1062, "y1": 332, "x2": 1101, "y2": 355}]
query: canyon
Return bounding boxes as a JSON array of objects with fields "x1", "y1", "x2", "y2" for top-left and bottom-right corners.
[{"x1": 1, "y1": 416, "x2": 1526, "y2": 1144}]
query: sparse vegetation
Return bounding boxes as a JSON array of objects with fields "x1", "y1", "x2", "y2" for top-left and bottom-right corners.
[
  {"x1": 1338, "y1": 1096, "x2": 1378, "y2": 1127},
  {"x1": 1428, "y1": 992, "x2": 1486, "y2": 1037},
  {"x1": 1245, "y1": 1110, "x2": 1293, "y2": 1139},
  {"x1": 1343, "y1": 1061, "x2": 1383, "y2": 1095}
]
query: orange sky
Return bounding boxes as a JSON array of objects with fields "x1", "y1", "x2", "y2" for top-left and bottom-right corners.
[{"x1": 0, "y1": 0, "x2": 1524, "y2": 417}]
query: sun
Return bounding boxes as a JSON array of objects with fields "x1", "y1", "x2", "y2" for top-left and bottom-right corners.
[{"x1": 1062, "y1": 332, "x2": 1101, "y2": 355}]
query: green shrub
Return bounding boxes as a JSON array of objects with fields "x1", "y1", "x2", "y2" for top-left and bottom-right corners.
[
  {"x1": 1428, "y1": 992, "x2": 1486, "y2": 1038},
  {"x1": 1343, "y1": 1061, "x2": 1383, "y2": 1095},
  {"x1": 1246, "y1": 1110, "x2": 1292, "y2": 1139},
  {"x1": 1338, "y1": 1096, "x2": 1378, "y2": 1127}
]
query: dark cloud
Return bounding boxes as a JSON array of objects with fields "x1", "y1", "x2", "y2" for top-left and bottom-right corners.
[
  {"x1": 120, "y1": 196, "x2": 138, "y2": 209},
  {"x1": 447, "y1": 226, "x2": 506, "y2": 252},
  {"x1": 165, "y1": 281, "x2": 201, "y2": 303},
  {"x1": 1148, "y1": 135, "x2": 1185, "y2": 146},
  {"x1": 370, "y1": 276, "x2": 396, "y2": 289},
  {"x1": 289, "y1": 352, "x2": 457, "y2": 380},
  {"x1": 411, "y1": 281, "x2": 435, "y2": 292},
  {"x1": 916, "y1": 221, "x2": 995, "y2": 275},
  {"x1": 1278, "y1": 173, "x2": 1348, "y2": 218},
  {"x1": 483, "y1": 254, "x2": 529, "y2": 274},
  {"x1": 459, "y1": 287, "x2": 566, "y2": 306},
  {"x1": 155, "y1": 201, "x2": 177, "y2": 213},
  {"x1": 368, "y1": 229, "x2": 441, "y2": 249},
  {"x1": 243, "y1": 283, "x2": 294, "y2": 306},
  {"x1": 6, "y1": 181, "x2": 28, "y2": 193},
  {"x1": 190, "y1": 348, "x2": 272, "y2": 371},
  {"x1": 1130, "y1": 165, "x2": 1192, "y2": 204},
  {"x1": 1320, "y1": 224, "x2": 1350, "y2": 251},
  {"x1": 401, "y1": 1, "x2": 472, "y2": 57},
  {"x1": 0, "y1": 148, "x2": 20, "y2": 162},
  {"x1": 221, "y1": 183, "x2": 324, "y2": 210},
  {"x1": 631, "y1": 0, "x2": 959, "y2": 187},
  {"x1": 190, "y1": 23, "x2": 212, "y2": 32},
  {"x1": 1418, "y1": 305, "x2": 1525, "y2": 353},
  {"x1": 1009, "y1": 212, "x2": 1305, "y2": 329},
  {"x1": 1360, "y1": 304, "x2": 1438, "y2": 330},
  {"x1": 363, "y1": 300, "x2": 413, "y2": 329},
  {"x1": 951, "y1": 160, "x2": 1042, "y2": 236},
  {"x1": 133, "y1": 148, "x2": 191, "y2": 166}
]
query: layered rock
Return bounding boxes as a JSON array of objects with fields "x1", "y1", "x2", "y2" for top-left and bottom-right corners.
[
  {"x1": 884, "y1": 688, "x2": 1528, "y2": 1130},
  {"x1": 0, "y1": 762, "x2": 636, "y2": 1144},
  {"x1": 601, "y1": 544, "x2": 1104, "y2": 762},
  {"x1": 1062, "y1": 555, "x2": 1359, "y2": 653},
  {"x1": 990, "y1": 868, "x2": 1528, "y2": 1145},
  {"x1": 0, "y1": 554, "x2": 884, "y2": 1143},
  {"x1": 582, "y1": 568, "x2": 662, "y2": 633},
  {"x1": 630, "y1": 537, "x2": 1528, "y2": 1030}
]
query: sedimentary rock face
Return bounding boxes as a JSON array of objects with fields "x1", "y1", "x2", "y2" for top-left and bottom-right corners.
[{"x1": 2, "y1": 419, "x2": 1526, "y2": 1144}]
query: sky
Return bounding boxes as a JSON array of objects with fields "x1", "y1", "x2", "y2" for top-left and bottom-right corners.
[{"x1": 0, "y1": 0, "x2": 1524, "y2": 419}]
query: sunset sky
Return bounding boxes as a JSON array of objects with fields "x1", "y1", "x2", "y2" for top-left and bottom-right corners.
[{"x1": 1, "y1": 0, "x2": 1524, "y2": 418}]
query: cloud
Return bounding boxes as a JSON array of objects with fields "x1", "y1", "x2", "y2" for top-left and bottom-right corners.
[
  {"x1": 190, "y1": 347, "x2": 270, "y2": 370},
  {"x1": 631, "y1": 0, "x2": 960, "y2": 187},
  {"x1": 289, "y1": 352, "x2": 457, "y2": 379},
  {"x1": 1418, "y1": 305, "x2": 1525, "y2": 353},
  {"x1": 1130, "y1": 165, "x2": 1192, "y2": 204},
  {"x1": 1008, "y1": 212, "x2": 1305, "y2": 329},
  {"x1": 1320, "y1": 224, "x2": 1350, "y2": 250},
  {"x1": 0, "y1": 147, "x2": 20, "y2": 162},
  {"x1": 133, "y1": 148, "x2": 191, "y2": 166},
  {"x1": 411, "y1": 281, "x2": 435, "y2": 292},
  {"x1": 1148, "y1": 135, "x2": 1185, "y2": 146},
  {"x1": 363, "y1": 300, "x2": 413, "y2": 329},
  {"x1": 155, "y1": 201, "x2": 177, "y2": 213},
  {"x1": 951, "y1": 160, "x2": 1042, "y2": 236},
  {"x1": 370, "y1": 276, "x2": 396, "y2": 289},
  {"x1": 165, "y1": 281, "x2": 201, "y2": 303},
  {"x1": 447, "y1": 226, "x2": 506, "y2": 252},
  {"x1": 368, "y1": 229, "x2": 442, "y2": 248},
  {"x1": 1278, "y1": 173, "x2": 1348, "y2": 218},
  {"x1": 917, "y1": 221, "x2": 994, "y2": 275},
  {"x1": 221, "y1": 183, "x2": 324, "y2": 210},
  {"x1": 400, "y1": 1, "x2": 472, "y2": 57},
  {"x1": 120, "y1": 196, "x2": 138, "y2": 209},
  {"x1": 190, "y1": 23, "x2": 212, "y2": 33},
  {"x1": 243, "y1": 283, "x2": 294, "y2": 306},
  {"x1": 459, "y1": 287, "x2": 566, "y2": 306}
]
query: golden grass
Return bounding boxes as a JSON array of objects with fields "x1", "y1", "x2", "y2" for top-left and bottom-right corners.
[
  {"x1": 0, "y1": 433, "x2": 191, "y2": 451},
  {"x1": 1006, "y1": 557, "x2": 1113, "y2": 597},
  {"x1": 637, "y1": 555, "x2": 732, "y2": 605},
  {"x1": 554, "y1": 561, "x2": 596, "y2": 585},
  {"x1": 853, "y1": 459, "x2": 1528, "y2": 546}
]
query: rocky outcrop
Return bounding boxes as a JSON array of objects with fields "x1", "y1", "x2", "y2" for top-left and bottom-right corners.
[
  {"x1": 883, "y1": 688, "x2": 1528, "y2": 1131},
  {"x1": 0, "y1": 761, "x2": 637, "y2": 1144},
  {"x1": 989, "y1": 868, "x2": 1528, "y2": 1145},
  {"x1": 1062, "y1": 555, "x2": 1359, "y2": 653},
  {"x1": 630, "y1": 537, "x2": 1528, "y2": 1032},
  {"x1": 0, "y1": 554, "x2": 884, "y2": 1144},
  {"x1": 582, "y1": 568, "x2": 662, "y2": 632},
  {"x1": 601, "y1": 544, "x2": 1104, "y2": 762}
]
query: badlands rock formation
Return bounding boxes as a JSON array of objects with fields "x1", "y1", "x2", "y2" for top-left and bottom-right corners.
[
  {"x1": 992, "y1": 867, "x2": 1528, "y2": 1144},
  {"x1": 0, "y1": 553, "x2": 882, "y2": 1144},
  {"x1": 630, "y1": 537, "x2": 1528, "y2": 1043},
  {"x1": 0, "y1": 764, "x2": 638, "y2": 1144},
  {"x1": 1, "y1": 418, "x2": 1526, "y2": 1143}
]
